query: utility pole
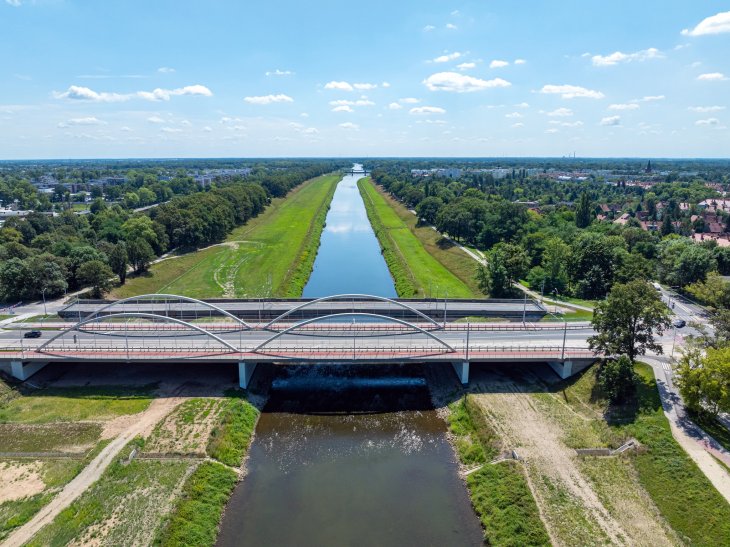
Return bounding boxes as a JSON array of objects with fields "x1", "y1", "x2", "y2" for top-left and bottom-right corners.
[
  {"x1": 561, "y1": 318, "x2": 567, "y2": 361},
  {"x1": 41, "y1": 288, "x2": 47, "y2": 317}
]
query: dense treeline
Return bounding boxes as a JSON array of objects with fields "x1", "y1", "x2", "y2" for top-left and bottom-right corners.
[
  {"x1": 0, "y1": 161, "x2": 345, "y2": 302},
  {"x1": 370, "y1": 164, "x2": 729, "y2": 300}
]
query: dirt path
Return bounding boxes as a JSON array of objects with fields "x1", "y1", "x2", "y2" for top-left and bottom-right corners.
[
  {"x1": 3, "y1": 397, "x2": 183, "y2": 547},
  {"x1": 469, "y1": 370, "x2": 677, "y2": 546}
]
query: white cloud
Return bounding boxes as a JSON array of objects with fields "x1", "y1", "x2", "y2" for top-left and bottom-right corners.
[
  {"x1": 120, "y1": 126, "x2": 132, "y2": 132},
  {"x1": 324, "y1": 81, "x2": 354, "y2": 91},
  {"x1": 161, "y1": 127, "x2": 182, "y2": 133},
  {"x1": 5, "y1": 0, "x2": 22, "y2": 6},
  {"x1": 609, "y1": 103, "x2": 640, "y2": 110},
  {"x1": 489, "y1": 60, "x2": 509, "y2": 69},
  {"x1": 682, "y1": 11, "x2": 730, "y2": 37},
  {"x1": 514, "y1": 59, "x2": 527, "y2": 65},
  {"x1": 457, "y1": 62, "x2": 476, "y2": 70},
  {"x1": 302, "y1": 127, "x2": 319, "y2": 135},
  {"x1": 388, "y1": 102, "x2": 403, "y2": 110},
  {"x1": 265, "y1": 69, "x2": 294, "y2": 76},
  {"x1": 423, "y1": 24, "x2": 436, "y2": 31},
  {"x1": 689, "y1": 105, "x2": 726, "y2": 113},
  {"x1": 423, "y1": 72, "x2": 511, "y2": 92},
  {"x1": 382, "y1": 82, "x2": 391, "y2": 88},
  {"x1": 445, "y1": 23, "x2": 458, "y2": 30},
  {"x1": 697, "y1": 72, "x2": 728, "y2": 81},
  {"x1": 157, "y1": 67, "x2": 175, "y2": 73},
  {"x1": 540, "y1": 84, "x2": 605, "y2": 99},
  {"x1": 551, "y1": 120, "x2": 584, "y2": 127},
  {"x1": 330, "y1": 99, "x2": 374, "y2": 107},
  {"x1": 147, "y1": 116, "x2": 165, "y2": 124},
  {"x1": 514, "y1": 102, "x2": 530, "y2": 108},
  {"x1": 511, "y1": 123, "x2": 524, "y2": 128},
  {"x1": 637, "y1": 95, "x2": 665, "y2": 102},
  {"x1": 203, "y1": 126, "x2": 212, "y2": 132},
  {"x1": 505, "y1": 112, "x2": 523, "y2": 119},
  {"x1": 545, "y1": 128, "x2": 559, "y2": 134},
  {"x1": 591, "y1": 48, "x2": 663, "y2": 67},
  {"x1": 410, "y1": 106, "x2": 446, "y2": 115},
  {"x1": 433, "y1": 52, "x2": 462, "y2": 63},
  {"x1": 696, "y1": 118, "x2": 720, "y2": 126},
  {"x1": 399, "y1": 97, "x2": 420, "y2": 104},
  {"x1": 244, "y1": 94, "x2": 294, "y2": 104},
  {"x1": 353, "y1": 83, "x2": 377, "y2": 90},
  {"x1": 332, "y1": 105, "x2": 354, "y2": 113},
  {"x1": 546, "y1": 107, "x2": 573, "y2": 117},
  {"x1": 58, "y1": 117, "x2": 107, "y2": 128},
  {"x1": 339, "y1": 122, "x2": 360, "y2": 130},
  {"x1": 53, "y1": 84, "x2": 213, "y2": 102},
  {"x1": 600, "y1": 115, "x2": 621, "y2": 126}
]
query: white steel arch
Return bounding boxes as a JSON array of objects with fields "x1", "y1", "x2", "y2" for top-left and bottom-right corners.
[
  {"x1": 36, "y1": 312, "x2": 240, "y2": 354},
  {"x1": 255, "y1": 312, "x2": 455, "y2": 353},
  {"x1": 264, "y1": 294, "x2": 441, "y2": 329},
  {"x1": 78, "y1": 294, "x2": 252, "y2": 329}
]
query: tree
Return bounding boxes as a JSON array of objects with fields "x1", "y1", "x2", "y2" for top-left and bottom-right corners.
[
  {"x1": 76, "y1": 260, "x2": 114, "y2": 298},
  {"x1": 661, "y1": 213, "x2": 674, "y2": 236},
  {"x1": 575, "y1": 191, "x2": 592, "y2": 228},
  {"x1": 108, "y1": 242, "x2": 129, "y2": 284},
  {"x1": 675, "y1": 346, "x2": 730, "y2": 418},
  {"x1": 658, "y1": 239, "x2": 716, "y2": 287},
  {"x1": 415, "y1": 196, "x2": 443, "y2": 225},
  {"x1": 597, "y1": 355, "x2": 637, "y2": 403},
  {"x1": 127, "y1": 238, "x2": 155, "y2": 273},
  {"x1": 589, "y1": 280, "x2": 671, "y2": 362},
  {"x1": 476, "y1": 243, "x2": 528, "y2": 297}
]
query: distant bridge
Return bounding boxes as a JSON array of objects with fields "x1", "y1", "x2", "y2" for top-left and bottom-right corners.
[{"x1": 1, "y1": 294, "x2": 596, "y2": 387}]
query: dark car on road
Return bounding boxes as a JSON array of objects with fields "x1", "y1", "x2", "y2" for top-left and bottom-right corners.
[
  {"x1": 23, "y1": 330, "x2": 42, "y2": 339},
  {"x1": 672, "y1": 319, "x2": 686, "y2": 329}
]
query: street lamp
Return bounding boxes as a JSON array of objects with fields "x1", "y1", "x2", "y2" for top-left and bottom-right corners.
[{"x1": 41, "y1": 287, "x2": 47, "y2": 317}]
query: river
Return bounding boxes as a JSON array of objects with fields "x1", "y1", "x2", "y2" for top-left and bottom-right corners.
[{"x1": 216, "y1": 167, "x2": 483, "y2": 546}]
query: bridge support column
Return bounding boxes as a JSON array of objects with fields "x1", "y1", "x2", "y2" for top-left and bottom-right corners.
[
  {"x1": 548, "y1": 361, "x2": 573, "y2": 379},
  {"x1": 451, "y1": 361, "x2": 470, "y2": 385},
  {"x1": 1, "y1": 361, "x2": 48, "y2": 382},
  {"x1": 238, "y1": 361, "x2": 258, "y2": 389}
]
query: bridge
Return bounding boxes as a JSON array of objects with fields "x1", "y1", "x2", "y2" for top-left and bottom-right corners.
[{"x1": 0, "y1": 294, "x2": 597, "y2": 387}]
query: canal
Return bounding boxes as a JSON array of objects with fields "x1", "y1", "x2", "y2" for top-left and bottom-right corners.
[{"x1": 216, "y1": 166, "x2": 483, "y2": 546}]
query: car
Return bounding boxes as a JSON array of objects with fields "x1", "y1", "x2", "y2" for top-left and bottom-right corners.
[
  {"x1": 672, "y1": 319, "x2": 686, "y2": 329},
  {"x1": 652, "y1": 282, "x2": 662, "y2": 291},
  {"x1": 23, "y1": 330, "x2": 42, "y2": 339}
]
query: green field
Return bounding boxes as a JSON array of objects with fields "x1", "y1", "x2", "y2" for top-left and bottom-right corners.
[
  {"x1": 447, "y1": 396, "x2": 550, "y2": 546},
  {"x1": 358, "y1": 178, "x2": 481, "y2": 298},
  {"x1": 111, "y1": 173, "x2": 340, "y2": 299},
  {"x1": 0, "y1": 385, "x2": 155, "y2": 424},
  {"x1": 558, "y1": 363, "x2": 730, "y2": 545}
]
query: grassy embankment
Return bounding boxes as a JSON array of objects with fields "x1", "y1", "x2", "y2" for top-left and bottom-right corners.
[
  {"x1": 553, "y1": 363, "x2": 730, "y2": 544},
  {"x1": 0, "y1": 381, "x2": 155, "y2": 541},
  {"x1": 111, "y1": 173, "x2": 341, "y2": 299},
  {"x1": 447, "y1": 396, "x2": 551, "y2": 545},
  {"x1": 358, "y1": 177, "x2": 481, "y2": 298},
  {"x1": 15, "y1": 390, "x2": 260, "y2": 545}
]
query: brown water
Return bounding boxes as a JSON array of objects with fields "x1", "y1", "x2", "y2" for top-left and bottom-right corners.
[{"x1": 216, "y1": 365, "x2": 483, "y2": 546}]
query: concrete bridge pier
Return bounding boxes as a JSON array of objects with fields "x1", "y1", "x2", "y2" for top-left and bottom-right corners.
[
  {"x1": 451, "y1": 361, "x2": 470, "y2": 385},
  {"x1": 548, "y1": 361, "x2": 573, "y2": 379},
  {"x1": 238, "y1": 361, "x2": 258, "y2": 389},
  {"x1": 0, "y1": 361, "x2": 48, "y2": 382}
]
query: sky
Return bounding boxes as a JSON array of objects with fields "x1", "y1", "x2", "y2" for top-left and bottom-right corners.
[{"x1": 1, "y1": 0, "x2": 729, "y2": 159}]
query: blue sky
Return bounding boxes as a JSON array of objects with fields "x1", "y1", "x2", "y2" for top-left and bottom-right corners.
[{"x1": 1, "y1": 0, "x2": 729, "y2": 158}]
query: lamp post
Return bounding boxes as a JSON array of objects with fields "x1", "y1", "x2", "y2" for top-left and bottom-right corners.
[{"x1": 41, "y1": 288, "x2": 47, "y2": 317}]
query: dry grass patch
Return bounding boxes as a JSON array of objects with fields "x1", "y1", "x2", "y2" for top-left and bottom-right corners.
[{"x1": 144, "y1": 398, "x2": 224, "y2": 455}]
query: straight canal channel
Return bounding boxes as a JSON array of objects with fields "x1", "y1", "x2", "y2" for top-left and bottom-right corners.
[{"x1": 216, "y1": 167, "x2": 484, "y2": 545}]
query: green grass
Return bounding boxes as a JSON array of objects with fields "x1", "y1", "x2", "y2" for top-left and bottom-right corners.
[
  {"x1": 155, "y1": 461, "x2": 238, "y2": 547},
  {"x1": 560, "y1": 363, "x2": 730, "y2": 545},
  {"x1": 447, "y1": 396, "x2": 551, "y2": 546},
  {"x1": 27, "y1": 443, "x2": 190, "y2": 546},
  {"x1": 0, "y1": 422, "x2": 102, "y2": 452},
  {"x1": 0, "y1": 440, "x2": 112, "y2": 541},
  {"x1": 540, "y1": 310, "x2": 593, "y2": 322},
  {"x1": 207, "y1": 391, "x2": 259, "y2": 467},
  {"x1": 111, "y1": 173, "x2": 340, "y2": 299},
  {"x1": 0, "y1": 385, "x2": 155, "y2": 424},
  {"x1": 358, "y1": 178, "x2": 480, "y2": 298}
]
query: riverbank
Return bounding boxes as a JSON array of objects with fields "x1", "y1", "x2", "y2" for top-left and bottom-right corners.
[
  {"x1": 111, "y1": 173, "x2": 341, "y2": 299},
  {"x1": 357, "y1": 177, "x2": 480, "y2": 298},
  {"x1": 458, "y1": 361, "x2": 730, "y2": 545}
]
